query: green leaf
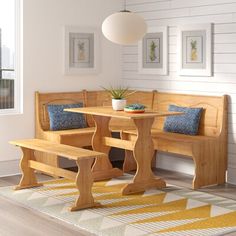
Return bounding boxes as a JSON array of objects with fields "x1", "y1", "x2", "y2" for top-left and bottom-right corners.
[{"x1": 101, "y1": 86, "x2": 136, "y2": 99}]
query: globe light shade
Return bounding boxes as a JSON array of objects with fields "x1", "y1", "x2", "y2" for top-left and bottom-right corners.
[{"x1": 102, "y1": 11, "x2": 147, "y2": 45}]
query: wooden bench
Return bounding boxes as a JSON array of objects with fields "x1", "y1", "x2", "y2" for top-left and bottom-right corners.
[
  {"x1": 35, "y1": 90, "x2": 155, "y2": 168},
  {"x1": 35, "y1": 90, "x2": 96, "y2": 167},
  {"x1": 122, "y1": 91, "x2": 228, "y2": 189},
  {"x1": 10, "y1": 139, "x2": 105, "y2": 211}
]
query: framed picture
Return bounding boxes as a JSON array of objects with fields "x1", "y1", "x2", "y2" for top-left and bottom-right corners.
[
  {"x1": 178, "y1": 23, "x2": 212, "y2": 76},
  {"x1": 138, "y1": 26, "x2": 168, "y2": 75},
  {"x1": 64, "y1": 26, "x2": 99, "y2": 74}
]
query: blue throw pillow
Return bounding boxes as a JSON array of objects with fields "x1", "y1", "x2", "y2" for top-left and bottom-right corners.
[
  {"x1": 163, "y1": 105, "x2": 203, "y2": 135},
  {"x1": 47, "y1": 103, "x2": 87, "y2": 131}
]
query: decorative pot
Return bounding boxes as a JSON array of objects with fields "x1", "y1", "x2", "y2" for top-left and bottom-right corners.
[{"x1": 112, "y1": 99, "x2": 127, "y2": 111}]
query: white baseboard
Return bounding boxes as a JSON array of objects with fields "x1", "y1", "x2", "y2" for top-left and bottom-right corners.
[
  {"x1": 227, "y1": 167, "x2": 236, "y2": 185},
  {"x1": 156, "y1": 152, "x2": 194, "y2": 176},
  {"x1": 0, "y1": 159, "x2": 20, "y2": 177}
]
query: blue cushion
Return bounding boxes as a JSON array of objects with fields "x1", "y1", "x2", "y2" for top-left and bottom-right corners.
[
  {"x1": 47, "y1": 103, "x2": 87, "y2": 131},
  {"x1": 163, "y1": 105, "x2": 203, "y2": 135}
]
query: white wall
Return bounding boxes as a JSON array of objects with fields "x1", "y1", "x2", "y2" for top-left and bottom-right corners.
[
  {"x1": 0, "y1": 0, "x2": 122, "y2": 176},
  {"x1": 122, "y1": 0, "x2": 236, "y2": 184}
]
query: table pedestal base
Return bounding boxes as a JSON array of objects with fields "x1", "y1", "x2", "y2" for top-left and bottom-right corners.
[{"x1": 122, "y1": 177, "x2": 166, "y2": 195}]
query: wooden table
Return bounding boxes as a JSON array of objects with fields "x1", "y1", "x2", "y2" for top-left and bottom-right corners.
[{"x1": 65, "y1": 106, "x2": 181, "y2": 195}]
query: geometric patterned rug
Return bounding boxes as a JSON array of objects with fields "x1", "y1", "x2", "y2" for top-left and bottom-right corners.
[{"x1": 0, "y1": 174, "x2": 236, "y2": 236}]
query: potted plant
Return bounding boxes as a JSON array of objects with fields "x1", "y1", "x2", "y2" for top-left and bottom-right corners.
[{"x1": 103, "y1": 86, "x2": 136, "y2": 111}]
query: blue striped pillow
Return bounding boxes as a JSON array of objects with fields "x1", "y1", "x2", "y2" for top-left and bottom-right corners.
[{"x1": 163, "y1": 105, "x2": 203, "y2": 135}]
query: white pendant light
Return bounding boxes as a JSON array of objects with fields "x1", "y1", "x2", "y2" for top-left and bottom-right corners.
[{"x1": 102, "y1": 0, "x2": 147, "y2": 45}]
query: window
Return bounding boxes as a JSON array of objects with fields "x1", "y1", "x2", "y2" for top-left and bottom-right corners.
[{"x1": 0, "y1": 0, "x2": 21, "y2": 114}]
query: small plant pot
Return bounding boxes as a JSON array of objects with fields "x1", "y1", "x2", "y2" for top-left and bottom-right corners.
[{"x1": 112, "y1": 99, "x2": 127, "y2": 111}]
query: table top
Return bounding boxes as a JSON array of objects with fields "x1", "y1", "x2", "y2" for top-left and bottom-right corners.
[{"x1": 65, "y1": 106, "x2": 183, "y2": 120}]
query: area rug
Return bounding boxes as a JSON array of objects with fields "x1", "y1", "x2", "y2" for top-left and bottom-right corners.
[{"x1": 0, "y1": 175, "x2": 236, "y2": 236}]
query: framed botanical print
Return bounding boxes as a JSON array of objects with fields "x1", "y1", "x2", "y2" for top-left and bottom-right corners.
[
  {"x1": 138, "y1": 26, "x2": 168, "y2": 75},
  {"x1": 178, "y1": 23, "x2": 212, "y2": 76},
  {"x1": 64, "y1": 26, "x2": 99, "y2": 74}
]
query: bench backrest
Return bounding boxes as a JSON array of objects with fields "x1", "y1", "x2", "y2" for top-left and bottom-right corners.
[
  {"x1": 110, "y1": 90, "x2": 155, "y2": 130},
  {"x1": 153, "y1": 91, "x2": 227, "y2": 137},
  {"x1": 37, "y1": 90, "x2": 224, "y2": 135},
  {"x1": 35, "y1": 91, "x2": 86, "y2": 131},
  {"x1": 84, "y1": 90, "x2": 154, "y2": 108},
  {"x1": 85, "y1": 90, "x2": 155, "y2": 129},
  {"x1": 84, "y1": 90, "x2": 111, "y2": 127},
  {"x1": 36, "y1": 90, "x2": 155, "y2": 132}
]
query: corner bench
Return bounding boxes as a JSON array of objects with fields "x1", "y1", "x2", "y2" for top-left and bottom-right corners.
[
  {"x1": 10, "y1": 139, "x2": 105, "y2": 211},
  {"x1": 35, "y1": 89, "x2": 228, "y2": 189},
  {"x1": 122, "y1": 91, "x2": 228, "y2": 189},
  {"x1": 35, "y1": 90, "x2": 155, "y2": 168}
]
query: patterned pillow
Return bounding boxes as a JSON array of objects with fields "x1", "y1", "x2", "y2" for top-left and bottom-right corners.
[
  {"x1": 47, "y1": 103, "x2": 87, "y2": 131},
  {"x1": 163, "y1": 105, "x2": 203, "y2": 135}
]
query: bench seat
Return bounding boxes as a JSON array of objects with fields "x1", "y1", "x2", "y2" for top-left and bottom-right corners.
[
  {"x1": 10, "y1": 139, "x2": 105, "y2": 211},
  {"x1": 44, "y1": 127, "x2": 95, "y2": 136},
  {"x1": 122, "y1": 129, "x2": 218, "y2": 164},
  {"x1": 124, "y1": 129, "x2": 216, "y2": 143},
  {"x1": 43, "y1": 127, "x2": 95, "y2": 147}
]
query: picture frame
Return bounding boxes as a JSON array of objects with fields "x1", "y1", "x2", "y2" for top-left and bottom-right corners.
[
  {"x1": 64, "y1": 26, "x2": 99, "y2": 75},
  {"x1": 177, "y1": 23, "x2": 212, "y2": 76},
  {"x1": 138, "y1": 26, "x2": 168, "y2": 75}
]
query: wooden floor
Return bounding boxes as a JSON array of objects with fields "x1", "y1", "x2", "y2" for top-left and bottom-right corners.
[{"x1": 0, "y1": 169, "x2": 236, "y2": 236}]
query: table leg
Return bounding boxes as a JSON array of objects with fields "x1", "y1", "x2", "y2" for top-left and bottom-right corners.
[
  {"x1": 122, "y1": 117, "x2": 166, "y2": 195},
  {"x1": 92, "y1": 115, "x2": 123, "y2": 181}
]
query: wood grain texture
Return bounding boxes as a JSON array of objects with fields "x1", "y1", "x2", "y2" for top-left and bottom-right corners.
[
  {"x1": 122, "y1": 92, "x2": 228, "y2": 189},
  {"x1": 102, "y1": 137, "x2": 135, "y2": 151},
  {"x1": 10, "y1": 139, "x2": 105, "y2": 160},
  {"x1": 28, "y1": 160, "x2": 77, "y2": 181},
  {"x1": 69, "y1": 107, "x2": 171, "y2": 194},
  {"x1": 122, "y1": 118, "x2": 166, "y2": 195},
  {"x1": 65, "y1": 106, "x2": 182, "y2": 120},
  {"x1": 35, "y1": 90, "x2": 154, "y2": 168},
  {"x1": 91, "y1": 115, "x2": 123, "y2": 181},
  {"x1": 70, "y1": 159, "x2": 100, "y2": 211},
  {"x1": 153, "y1": 91, "x2": 226, "y2": 137},
  {"x1": 10, "y1": 139, "x2": 105, "y2": 211},
  {"x1": 14, "y1": 147, "x2": 42, "y2": 190},
  {"x1": 35, "y1": 91, "x2": 94, "y2": 168},
  {"x1": 109, "y1": 90, "x2": 155, "y2": 131}
]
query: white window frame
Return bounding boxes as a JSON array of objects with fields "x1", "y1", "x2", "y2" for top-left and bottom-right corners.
[{"x1": 0, "y1": 0, "x2": 23, "y2": 115}]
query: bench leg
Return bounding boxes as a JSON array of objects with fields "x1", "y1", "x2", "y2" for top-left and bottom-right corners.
[
  {"x1": 15, "y1": 147, "x2": 42, "y2": 190},
  {"x1": 192, "y1": 139, "x2": 226, "y2": 189},
  {"x1": 70, "y1": 158, "x2": 100, "y2": 211}
]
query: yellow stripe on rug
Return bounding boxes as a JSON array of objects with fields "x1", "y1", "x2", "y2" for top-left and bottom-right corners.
[
  {"x1": 158, "y1": 211, "x2": 236, "y2": 234},
  {"x1": 1, "y1": 176, "x2": 235, "y2": 236}
]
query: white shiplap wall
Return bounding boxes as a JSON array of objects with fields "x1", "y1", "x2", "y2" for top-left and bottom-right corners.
[{"x1": 122, "y1": 0, "x2": 236, "y2": 184}]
